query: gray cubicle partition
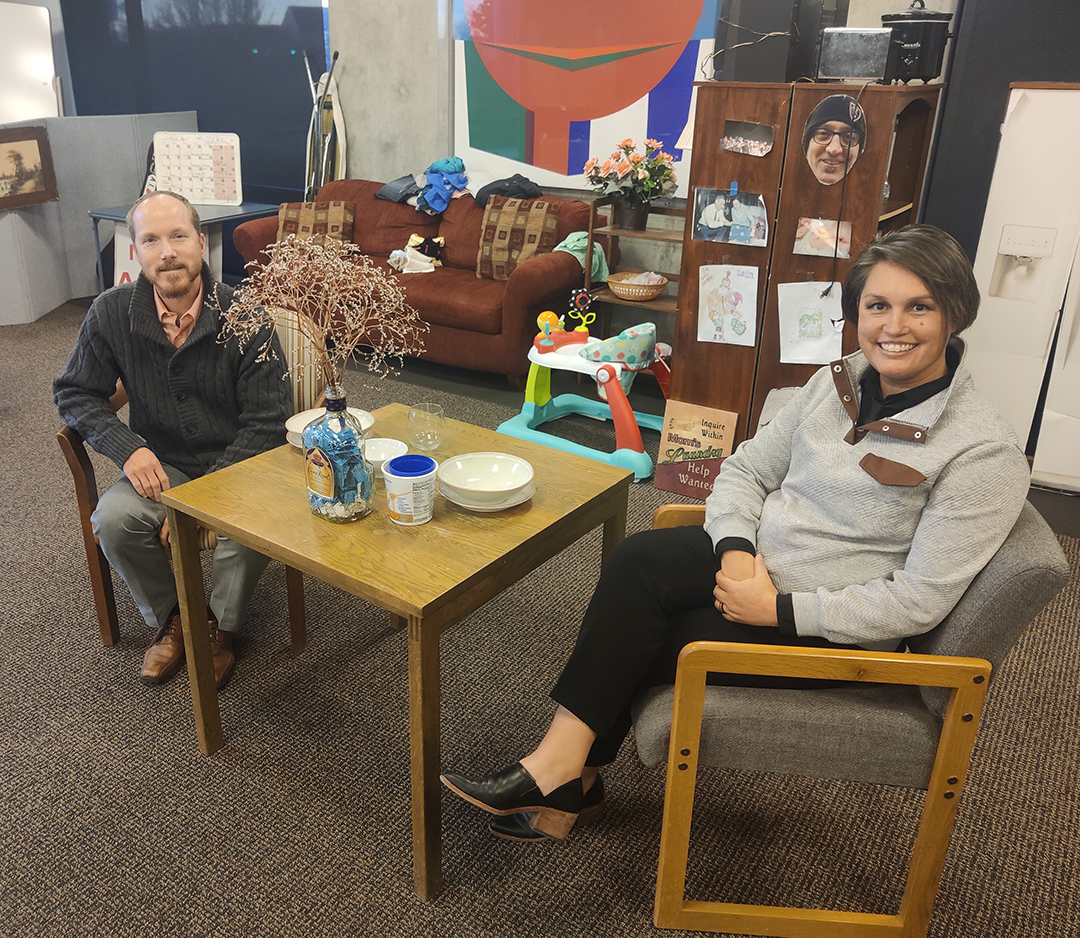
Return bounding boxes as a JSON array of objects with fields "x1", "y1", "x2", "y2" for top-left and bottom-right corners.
[{"x1": 0, "y1": 111, "x2": 197, "y2": 325}]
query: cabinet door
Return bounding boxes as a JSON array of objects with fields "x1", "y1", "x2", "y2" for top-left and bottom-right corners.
[
  {"x1": 670, "y1": 81, "x2": 791, "y2": 446},
  {"x1": 749, "y1": 84, "x2": 939, "y2": 433}
]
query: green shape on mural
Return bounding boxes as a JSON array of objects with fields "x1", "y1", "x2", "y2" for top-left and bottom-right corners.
[
  {"x1": 480, "y1": 42, "x2": 680, "y2": 72},
  {"x1": 465, "y1": 42, "x2": 527, "y2": 162}
]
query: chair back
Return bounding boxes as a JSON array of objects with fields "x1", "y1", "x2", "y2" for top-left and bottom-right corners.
[
  {"x1": 907, "y1": 501, "x2": 1069, "y2": 716},
  {"x1": 275, "y1": 310, "x2": 324, "y2": 412}
]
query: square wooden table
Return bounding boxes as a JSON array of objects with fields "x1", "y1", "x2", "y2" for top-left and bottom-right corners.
[{"x1": 161, "y1": 402, "x2": 632, "y2": 898}]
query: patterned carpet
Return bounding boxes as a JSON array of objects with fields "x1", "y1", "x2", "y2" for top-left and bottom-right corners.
[{"x1": 1, "y1": 304, "x2": 1077, "y2": 937}]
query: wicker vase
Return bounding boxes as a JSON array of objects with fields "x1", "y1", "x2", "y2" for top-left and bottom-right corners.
[{"x1": 614, "y1": 195, "x2": 650, "y2": 230}]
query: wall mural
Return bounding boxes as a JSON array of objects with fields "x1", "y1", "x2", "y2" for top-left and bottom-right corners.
[{"x1": 453, "y1": 0, "x2": 716, "y2": 194}]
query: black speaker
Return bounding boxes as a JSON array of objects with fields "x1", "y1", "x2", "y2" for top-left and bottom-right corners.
[{"x1": 712, "y1": 0, "x2": 849, "y2": 83}]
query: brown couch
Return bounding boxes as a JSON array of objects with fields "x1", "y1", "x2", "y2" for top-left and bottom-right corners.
[{"x1": 233, "y1": 179, "x2": 594, "y2": 388}]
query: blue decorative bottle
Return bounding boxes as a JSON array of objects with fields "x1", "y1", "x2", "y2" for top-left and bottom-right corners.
[{"x1": 301, "y1": 384, "x2": 374, "y2": 522}]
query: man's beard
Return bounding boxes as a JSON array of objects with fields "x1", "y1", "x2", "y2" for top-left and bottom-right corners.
[{"x1": 153, "y1": 264, "x2": 199, "y2": 300}]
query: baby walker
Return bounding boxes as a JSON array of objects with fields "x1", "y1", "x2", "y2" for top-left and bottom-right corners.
[{"x1": 497, "y1": 291, "x2": 669, "y2": 481}]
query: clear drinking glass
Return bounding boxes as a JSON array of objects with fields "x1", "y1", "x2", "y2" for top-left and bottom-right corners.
[{"x1": 407, "y1": 403, "x2": 445, "y2": 451}]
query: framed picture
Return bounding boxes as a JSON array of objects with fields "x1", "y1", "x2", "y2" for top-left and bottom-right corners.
[{"x1": 0, "y1": 126, "x2": 59, "y2": 211}]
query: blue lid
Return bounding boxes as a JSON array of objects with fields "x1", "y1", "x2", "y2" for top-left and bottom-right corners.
[{"x1": 384, "y1": 454, "x2": 436, "y2": 477}]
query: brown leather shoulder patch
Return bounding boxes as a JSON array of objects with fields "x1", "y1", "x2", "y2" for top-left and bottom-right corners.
[{"x1": 859, "y1": 452, "x2": 927, "y2": 487}]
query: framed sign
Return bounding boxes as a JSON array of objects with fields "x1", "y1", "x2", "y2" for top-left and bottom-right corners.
[{"x1": 0, "y1": 126, "x2": 58, "y2": 211}]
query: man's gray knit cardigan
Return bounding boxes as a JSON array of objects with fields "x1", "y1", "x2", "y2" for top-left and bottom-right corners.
[
  {"x1": 54, "y1": 265, "x2": 292, "y2": 479},
  {"x1": 704, "y1": 337, "x2": 1031, "y2": 650}
]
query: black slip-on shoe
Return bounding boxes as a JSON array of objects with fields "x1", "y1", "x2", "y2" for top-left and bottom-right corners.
[{"x1": 441, "y1": 763, "x2": 585, "y2": 839}]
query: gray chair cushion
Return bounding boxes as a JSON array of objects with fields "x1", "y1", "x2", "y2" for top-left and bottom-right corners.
[{"x1": 632, "y1": 682, "x2": 941, "y2": 789}]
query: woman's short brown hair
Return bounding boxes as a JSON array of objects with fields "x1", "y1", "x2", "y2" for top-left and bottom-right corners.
[{"x1": 841, "y1": 224, "x2": 979, "y2": 334}]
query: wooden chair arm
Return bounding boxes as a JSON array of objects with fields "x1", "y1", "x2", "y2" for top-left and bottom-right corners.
[
  {"x1": 652, "y1": 504, "x2": 705, "y2": 529},
  {"x1": 674, "y1": 639, "x2": 990, "y2": 689},
  {"x1": 57, "y1": 424, "x2": 100, "y2": 519}
]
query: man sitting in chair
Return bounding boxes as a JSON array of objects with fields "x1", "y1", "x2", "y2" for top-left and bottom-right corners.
[{"x1": 54, "y1": 191, "x2": 292, "y2": 689}]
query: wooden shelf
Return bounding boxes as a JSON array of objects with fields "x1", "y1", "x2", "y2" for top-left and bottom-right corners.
[
  {"x1": 584, "y1": 196, "x2": 688, "y2": 336},
  {"x1": 592, "y1": 288, "x2": 679, "y2": 314},
  {"x1": 878, "y1": 200, "x2": 914, "y2": 222},
  {"x1": 593, "y1": 224, "x2": 685, "y2": 244}
]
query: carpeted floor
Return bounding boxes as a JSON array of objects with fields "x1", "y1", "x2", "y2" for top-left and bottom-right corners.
[{"x1": 2, "y1": 304, "x2": 1078, "y2": 937}]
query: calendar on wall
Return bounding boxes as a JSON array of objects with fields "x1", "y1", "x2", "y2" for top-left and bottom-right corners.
[{"x1": 152, "y1": 132, "x2": 242, "y2": 205}]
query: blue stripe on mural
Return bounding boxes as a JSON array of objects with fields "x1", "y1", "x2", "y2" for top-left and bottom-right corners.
[
  {"x1": 567, "y1": 121, "x2": 591, "y2": 177},
  {"x1": 647, "y1": 41, "x2": 700, "y2": 160},
  {"x1": 693, "y1": 0, "x2": 719, "y2": 40}
]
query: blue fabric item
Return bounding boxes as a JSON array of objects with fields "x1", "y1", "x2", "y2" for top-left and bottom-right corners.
[
  {"x1": 427, "y1": 156, "x2": 465, "y2": 175},
  {"x1": 418, "y1": 170, "x2": 469, "y2": 214}
]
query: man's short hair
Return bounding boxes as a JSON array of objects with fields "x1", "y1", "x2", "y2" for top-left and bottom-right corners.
[
  {"x1": 841, "y1": 224, "x2": 980, "y2": 334},
  {"x1": 126, "y1": 190, "x2": 203, "y2": 242}
]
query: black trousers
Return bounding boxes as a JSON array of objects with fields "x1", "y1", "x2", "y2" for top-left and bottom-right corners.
[{"x1": 550, "y1": 526, "x2": 858, "y2": 766}]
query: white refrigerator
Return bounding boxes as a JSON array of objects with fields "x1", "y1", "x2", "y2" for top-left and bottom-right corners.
[{"x1": 965, "y1": 83, "x2": 1080, "y2": 492}]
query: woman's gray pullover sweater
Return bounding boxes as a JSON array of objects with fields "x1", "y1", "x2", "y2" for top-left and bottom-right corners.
[{"x1": 704, "y1": 338, "x2": 1031, "y2": 649}]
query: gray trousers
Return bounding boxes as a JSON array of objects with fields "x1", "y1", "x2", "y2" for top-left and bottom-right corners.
[{"x1": 91, "y1": 464, "x2": 270, "y2": 633}]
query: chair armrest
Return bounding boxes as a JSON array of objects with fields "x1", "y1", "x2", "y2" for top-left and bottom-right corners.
[
  {"x1": 653, "y1": 504, "x2": 705, "y2": 529},
  {"x1": 674, "y1": 640, "x2": 990, "y2": 690},
  {"x1": 233, "y1": 214, "x2": 281, "y2": 268}
]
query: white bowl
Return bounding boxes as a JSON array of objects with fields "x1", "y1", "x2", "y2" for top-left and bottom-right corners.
[
  {"x1": 286, "y1": 407, "x2": 375, "y2": 447},
  {"x1": 436, "y1": 452, "x2": 534, "y2": 506},
  {"x1": 363, "y1": 437, "x2": 408, "y2": 477}
]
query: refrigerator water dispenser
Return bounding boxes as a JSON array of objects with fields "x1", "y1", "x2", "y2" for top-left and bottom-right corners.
[{"x1": 989, "y1": 224, "x2": 1057, "y2": 302}]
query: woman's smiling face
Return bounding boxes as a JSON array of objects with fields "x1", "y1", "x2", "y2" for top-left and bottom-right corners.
[{"x1": 857, "y1": 261, "x2": 952, "y2": 396}]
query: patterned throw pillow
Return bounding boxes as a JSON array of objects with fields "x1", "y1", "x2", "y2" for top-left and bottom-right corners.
[
  {"x1": 276, "y1": 200, "x2": 355, "y2": 245},
  {"x1": 476, "y1": 196, "x2": 562, "y2": 281}
]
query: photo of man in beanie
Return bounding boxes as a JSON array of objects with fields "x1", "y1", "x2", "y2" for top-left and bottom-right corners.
[{"x1": 802, "y1": 94, "x2": 867, "y2": 186}]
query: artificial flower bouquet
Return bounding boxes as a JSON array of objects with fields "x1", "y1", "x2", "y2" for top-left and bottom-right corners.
[{"x1": 583, "y1": 138, "x2": 678, "y2": 204}]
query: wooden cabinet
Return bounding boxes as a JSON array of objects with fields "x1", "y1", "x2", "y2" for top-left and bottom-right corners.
[
  {"x1": 669, "y1": 81, "x2": 940, "y2": 447},
  {"x1": 584, "y1": 194, "x2": 685, "y2": 325}
]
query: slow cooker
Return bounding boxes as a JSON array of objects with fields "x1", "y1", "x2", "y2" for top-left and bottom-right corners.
[{"x1": 881, "y1": 0, "x2": 953, "y2": 83}]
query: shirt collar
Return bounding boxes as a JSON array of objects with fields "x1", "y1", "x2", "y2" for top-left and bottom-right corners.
[{"x1": 153, "y1": 280, "x2": 204, "y2": 348}]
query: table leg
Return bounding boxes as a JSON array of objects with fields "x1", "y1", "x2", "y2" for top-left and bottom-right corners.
[
  {"x1": 167, "y1": 507, "x2": 224, "y2": 755},
  {"x1": 601, "y1": 489, "x2": 629, "y2": 564},
  {"x1": 407, "y1": 613, "x2": 442, "y2": 898}
]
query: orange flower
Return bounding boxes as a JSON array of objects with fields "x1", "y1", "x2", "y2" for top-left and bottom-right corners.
[
  {"x1": 630, "y1": 152, "x2": 644, "y2": 164},
  {"x1": 583, "y1": 157, "x2": 598, "y2": 175},
  {"x1": 599, "y1": 158, "x2": 617, "y2": 176},
  {"x1": 618, "y1": 137, "x2": 637, "y2": 150},
  {"x1": 644, "y1": 138, "x2": 662, "y2": 150}
]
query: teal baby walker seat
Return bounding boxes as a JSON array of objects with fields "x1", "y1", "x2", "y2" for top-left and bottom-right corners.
[{"x1": 497, "y1": 292, "x2": 669, "y2": 481}]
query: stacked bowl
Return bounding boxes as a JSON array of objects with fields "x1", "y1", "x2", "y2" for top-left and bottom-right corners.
[{"x1": 436, "y1": 452, "x2": 535, "y2": 512}]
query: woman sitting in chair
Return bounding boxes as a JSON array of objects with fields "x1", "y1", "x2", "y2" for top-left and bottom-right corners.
[{"x1": 442, "y1": 224, "x2": 1031, "y2": 842}]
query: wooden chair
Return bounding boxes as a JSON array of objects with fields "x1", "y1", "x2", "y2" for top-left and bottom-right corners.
[
  {"x1": 633, "y1": 502, "x2": 1070, "y2": 937},
  {"x1": 56, "y1": 383, "x2": 307, "y2": 656}
]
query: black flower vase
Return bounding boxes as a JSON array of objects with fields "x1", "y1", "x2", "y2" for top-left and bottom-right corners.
[{"x1": 615, "y1": 195, "x2": 650, "y2": 230}]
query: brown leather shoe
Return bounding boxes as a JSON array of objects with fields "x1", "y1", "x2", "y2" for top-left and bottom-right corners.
[
  {"x1": 209, "y1": 624, "x2": 236, "y2": 691},
  {"x1": 140, "y1": 614, "x2": 186, "y2": 684}
]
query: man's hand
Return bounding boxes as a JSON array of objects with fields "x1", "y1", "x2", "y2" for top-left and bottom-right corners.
[
  {"x1": 715, "y1": 554, "x2": 779, "y2": 627},
  {"x1": 158, "y1": 516, "x2": 170, "y2": 549},
  {"x1": 123, "y1": 447, "x2": 170, "y2": 501}
]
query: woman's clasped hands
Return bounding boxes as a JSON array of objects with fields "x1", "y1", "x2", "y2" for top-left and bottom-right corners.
[{"x1": 714, "y1": 554, "x2": 779, "y2": 626}]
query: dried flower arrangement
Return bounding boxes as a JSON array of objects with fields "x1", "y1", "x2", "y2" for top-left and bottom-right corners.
[{"x1": 219, "y1": 236, "x2": 428, "y2": 391}]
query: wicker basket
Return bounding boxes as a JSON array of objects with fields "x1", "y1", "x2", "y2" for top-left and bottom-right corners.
[{"x1": 605, "y1": 272, "x2": 668, "y2": 302}]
